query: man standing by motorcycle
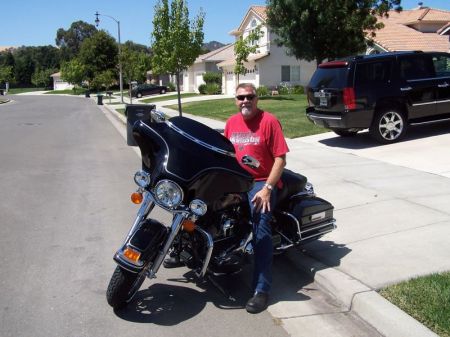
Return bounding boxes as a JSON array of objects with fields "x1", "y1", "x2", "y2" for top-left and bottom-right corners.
[{"x1": 224, "y1": 83, "x2": 289, "y2": 314}]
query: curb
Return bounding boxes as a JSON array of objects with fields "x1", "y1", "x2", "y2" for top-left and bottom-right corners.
[{"x1": 285, "y1": 249, "x2": 438, "y2": 337}]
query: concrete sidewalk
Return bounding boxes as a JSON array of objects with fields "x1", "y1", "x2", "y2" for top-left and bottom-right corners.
[{"x1": 101, "y1": 100, "x2": 447, "y2": 336}]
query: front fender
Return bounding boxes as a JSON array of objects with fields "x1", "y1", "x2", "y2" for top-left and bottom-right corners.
[{"x1": 114, "y1": 219, "x2": 168, "y2": 273}]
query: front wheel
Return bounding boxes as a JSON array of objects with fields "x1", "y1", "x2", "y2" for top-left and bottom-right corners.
[
  {"x1": 136, "y1": 92, "x2": 142, "y2": 98},
  {"x1": 370, "y1": 109, "x2": 407, "y2": 144},
  {"x1": 106, "y1": 266, "x2": 147, "y2": 309}
]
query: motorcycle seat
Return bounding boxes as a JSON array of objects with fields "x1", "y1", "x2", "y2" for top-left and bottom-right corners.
[{"x1": 276, "y1": 169, "x2": 308, "y2": 207}]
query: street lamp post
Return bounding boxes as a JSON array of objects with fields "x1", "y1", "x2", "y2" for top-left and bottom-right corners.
[{"x1": 95, "y1": 11, "x2": 124, "y2": 104}]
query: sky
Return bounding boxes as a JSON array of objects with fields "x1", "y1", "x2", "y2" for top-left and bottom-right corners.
[{"x1": 1, "y1": 0, "x2": 450, "y2": 48}]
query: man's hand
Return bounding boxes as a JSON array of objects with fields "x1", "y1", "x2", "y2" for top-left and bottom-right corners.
[{"x1": 251, "y1": 186, "x2": 272, "y2": 213}]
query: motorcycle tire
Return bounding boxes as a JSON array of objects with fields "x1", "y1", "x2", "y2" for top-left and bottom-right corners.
[{"x1": 106, "y1": 266, "x2": 147, "y2": 309}]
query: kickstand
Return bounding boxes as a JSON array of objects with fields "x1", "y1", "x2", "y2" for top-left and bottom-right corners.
[{"x1": 206, "y1": 274, "x2": 237, "y2": 302}]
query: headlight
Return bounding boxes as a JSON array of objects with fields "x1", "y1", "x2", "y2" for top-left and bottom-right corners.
[
  {"x1": 189, "y1": 199, "x2": 207, "y2": 216},
  {"x1": 134, "y1": 170, "x2": 151, "y2": 188},
  {"x1": 154, "y1": 180, "x2": 183, "y2": 208}
]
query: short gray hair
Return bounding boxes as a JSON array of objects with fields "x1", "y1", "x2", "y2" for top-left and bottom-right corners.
[{"x1": 236, "y1": 83, "x2": 257, "y2": 94}]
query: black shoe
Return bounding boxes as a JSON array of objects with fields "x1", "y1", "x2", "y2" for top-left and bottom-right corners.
[
  {"x1": 245, "y1": 292, "x2": 269, "y2": 314},
  {"x1": 163, "y1": 255, "x2": 183, "y2": 268}
]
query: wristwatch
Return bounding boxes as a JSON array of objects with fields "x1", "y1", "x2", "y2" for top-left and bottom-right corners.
[{"x1": 264, "y1": 183, "x2": 273, "y2": 191}]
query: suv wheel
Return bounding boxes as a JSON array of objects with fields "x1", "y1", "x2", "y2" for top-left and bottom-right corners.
[
  {"x1": 332, "y1": 129, "x2": 359, "y2": 137},
  {"x1": 370, "y1": 109, "x2": 407, "y2": 144},
  {"x1": 136, "y1": 92, "x2": 142, "y2": 98},
  {"x1": 160, "y1": 89, "x2": 166, "y2": 94}
]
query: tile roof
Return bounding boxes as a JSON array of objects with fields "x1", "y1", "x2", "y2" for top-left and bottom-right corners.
[
  {"x1": 369, "y1": 8, "x2": 450, "y2": 52},
  {"x1": 251, "y1": 5, "x2": 267, "y2": 21},
  {"x1": 194, "y1": 44, "x2": 235, "y2": 64}
]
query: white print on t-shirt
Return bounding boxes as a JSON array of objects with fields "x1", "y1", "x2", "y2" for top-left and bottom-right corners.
[{"x1": 229, "y1": 132, "x2": 260, "y2": 146}]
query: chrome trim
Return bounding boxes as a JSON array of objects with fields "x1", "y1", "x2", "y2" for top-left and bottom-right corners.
[
  {"x1": 412, "y1": 101, "x2": 436, "y2": 106},
  {"x1": 280, "y1": 211, "x2": 302, "y2": 241},
  {"x1": 438, "y1": 83, "x2": 449, "y2": 88},
  {"x1": 436, "y1": 99, "x2": 450, "y2": 104},
  {"x1": 410, "y1": 117, "x2": 450, "y2": 126},
  {"x1": 124, "y1": 192, "x2": 155, "y2": 243},
  {"x1": 194, "y1": 226, "x2": 214, "y2": 277},
  {"x1": 166, "y1": 120, "x2": 235, "y2": 158},
  {"x1": 307, "y1": 113, "x2": 342, "y2": 121},
  {"x1": 400, "y1": 86, "x2": 412, "y2": 91},
  {"x1": 147, "y1": 213, "x2": 187, "y2": 278}
]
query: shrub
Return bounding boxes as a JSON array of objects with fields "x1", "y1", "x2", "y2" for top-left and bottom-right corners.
[
  {"x1": 167, "y1": 82, "x2": 175, "y2": 91},
  {"x1": 205, "y1": 83, "x2": 221, "y2": 95},
  {"x1": 198, "y1": 83, "x2": 207, "y2": 94},
  {"x1": 256, "y1": 85, "x2": 269, "y2": 97},
  {"x1": 203, "y1": 72, "x2": 222, "y2": 85},
  {"x1": 292, "y1": 85, "x2": 304, "y2": 94}
]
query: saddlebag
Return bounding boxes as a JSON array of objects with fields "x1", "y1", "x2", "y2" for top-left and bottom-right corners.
[{"x1": 276, "y1": 196, "x2": 335, "y2": 244}]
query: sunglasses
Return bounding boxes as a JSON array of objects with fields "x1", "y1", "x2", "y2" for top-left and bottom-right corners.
[{"x1": 235, "y1": 94, "x2": 256, "y2": 101}]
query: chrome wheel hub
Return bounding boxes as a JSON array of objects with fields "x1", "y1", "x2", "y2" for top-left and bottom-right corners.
[{"x1": 379, "y1": 112, "x2": 403, "y2": 140}]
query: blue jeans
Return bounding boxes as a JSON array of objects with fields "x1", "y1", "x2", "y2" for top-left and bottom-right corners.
[{"x1": 247, "y1": 181, "x2": 277, "y2": 294}]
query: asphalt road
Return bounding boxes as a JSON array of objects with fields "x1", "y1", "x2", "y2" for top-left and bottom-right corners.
[{"x1": 0, "y1": 95, "x2": 380, "y2": 337}]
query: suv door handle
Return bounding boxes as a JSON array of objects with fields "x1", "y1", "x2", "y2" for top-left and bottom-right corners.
[
  {"x1": 400, "y1": 86, "x2": 412, "y2": 91},
  {"x1": 438, "y1": 82, "x2": 449, "y2": 88}
]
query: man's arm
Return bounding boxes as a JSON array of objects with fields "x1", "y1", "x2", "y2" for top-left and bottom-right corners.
[{"x1": 252, "y1": 155, "x2": 286, "y2": 213}]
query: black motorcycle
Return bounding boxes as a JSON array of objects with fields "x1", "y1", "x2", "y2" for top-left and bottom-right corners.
[{"x1": 106, "y1": 112, "x2": 336, "y2": 309}]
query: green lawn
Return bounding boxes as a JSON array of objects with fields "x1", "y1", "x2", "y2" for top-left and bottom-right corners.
[
  {"x1": 380, "y1": 272, "x2": 450, "y2": 337},
  {"x1": 45, "y1": 88, "x2": 86, "y2": 95},
  {"x1": 141, "y1": 93, "x2": 199, "y2": 104},
  {"x1": 167, "y1": 94, "x2": 326, "y2": 139}
]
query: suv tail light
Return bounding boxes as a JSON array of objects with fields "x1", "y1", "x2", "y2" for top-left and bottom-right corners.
[{"x1": 343, "y1": 87, "x2": 356, "y2": 110}]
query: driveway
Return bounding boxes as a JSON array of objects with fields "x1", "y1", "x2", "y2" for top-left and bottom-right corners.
[{"x1": 298, "y1": 121, "x2": 450, "y2": 178}]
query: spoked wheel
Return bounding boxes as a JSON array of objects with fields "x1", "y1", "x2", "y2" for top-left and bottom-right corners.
[
  {"x1": 370, "y1": 109, "x2": 407, "y2": 144},
  {"x1": 106, "y1": 266, "x2": 147, "y2": 309}
]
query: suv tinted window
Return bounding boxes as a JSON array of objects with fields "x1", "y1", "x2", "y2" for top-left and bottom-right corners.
[
  {"x1": 309, "y1": 67, "x2": 348, "y2": 88},
  {"x1": 432, "y1": 54, "x2": 450, "y2": 78},
  {"x1": 354, "y1": 60, "x2": 392, "y2": 87},
  {"x1": 399, "y1": 55, "x2": 435, "y2": 80}
]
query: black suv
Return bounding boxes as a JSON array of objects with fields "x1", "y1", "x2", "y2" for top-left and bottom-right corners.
[{"x1": 306, "y1": 51, "x2": 450, "y2": 143}]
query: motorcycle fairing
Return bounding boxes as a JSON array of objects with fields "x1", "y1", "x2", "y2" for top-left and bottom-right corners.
[{"x1": 132, "y1": 117, "x2": 254, "y2": 202}]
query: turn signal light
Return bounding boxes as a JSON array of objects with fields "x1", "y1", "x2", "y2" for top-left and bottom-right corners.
[
  {"x1": 182, "y1": 219, "x2": 196, "y2": 233},
  {"x1": 131, "y1": 192, "x2": 143, "y2": 204},
  {"x1": 123, "y1": 247, "x2": 141, "y2": 262}
]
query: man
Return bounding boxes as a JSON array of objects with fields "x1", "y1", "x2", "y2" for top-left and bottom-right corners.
[{"x1": 224, "y1": 83, "x2": 289, "y2": 314}]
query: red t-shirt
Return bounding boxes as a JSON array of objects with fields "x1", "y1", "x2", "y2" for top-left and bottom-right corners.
[{"x1": 224, "y1": 110, "x2": 289, "y2": 184}]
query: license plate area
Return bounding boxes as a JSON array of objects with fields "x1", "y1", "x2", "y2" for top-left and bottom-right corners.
[{"x1": 314, "y1": 91, "x2": 331, "y2": 107}]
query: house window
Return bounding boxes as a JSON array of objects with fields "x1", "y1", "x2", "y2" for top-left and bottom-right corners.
[{"x1": 281, "y1": 65, "x2": 301, "y2": 82}]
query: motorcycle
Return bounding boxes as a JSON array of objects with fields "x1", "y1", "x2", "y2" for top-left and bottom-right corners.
[{"x1": 106, "y1": 111, "x2": 336, "y2": 309}]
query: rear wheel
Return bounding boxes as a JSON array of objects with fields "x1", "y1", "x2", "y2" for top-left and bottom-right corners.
[
  {"x1": 331, "y1": 129, "x2": 359, "y2": 137},
  {"x1": 370, "y1": 109, "x2": 407, "y2": 144},
  {"x1": 160, "y1": 89, "x2": 166, "y2": 94},
  {"x1": 106, "y1": 266, "x2": 147, "y2": 309},
  {"x1": 136, "y1": 92, "x2": 142, "y2": 98}
]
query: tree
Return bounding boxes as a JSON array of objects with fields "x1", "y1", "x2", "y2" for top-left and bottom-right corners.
[
  {"x1": 91, "y1": 70, "x2": 116, "y2": 92},
  {"x1": 266, "y1": 0, "x2": 402, "y2": 66},
  {"x1": 61, "y1": 59, "x2": 87, "y2": 89},
  {"x1": 56, "y1": 21, "x2": 98, "y2": 61},
  {"x1": 151, "y1": 0, "x2": 204, "y2": 116},
  {"x1": 0, "y1": 65, "x2": 14, "y2": 86},
  {"x1": 78, "y1": 30, "x2": 118, "y2": 82},
  {"x1": 31, "y1": 68, "x2": 55, "y2": 88},
  {"x1": 234, "y1": 25, "x2": 263, "y2": 83},
  {"x1": 120, "y1": 45, "x2": 152, "y2": 104}
]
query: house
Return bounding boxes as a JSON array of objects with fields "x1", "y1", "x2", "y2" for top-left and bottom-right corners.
[
  {"x1": 366, "y1": 5, "x2": 450, "y2": 54},
  {"x1": 50, "y1": 72, "x2": 73, "y2": 90},
  {"x1": 182, "y1": 44, "x2": 235, "y2": 92},
  {"x1": 217, "y1": 6, "x2": 316, "y2": 95}
]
